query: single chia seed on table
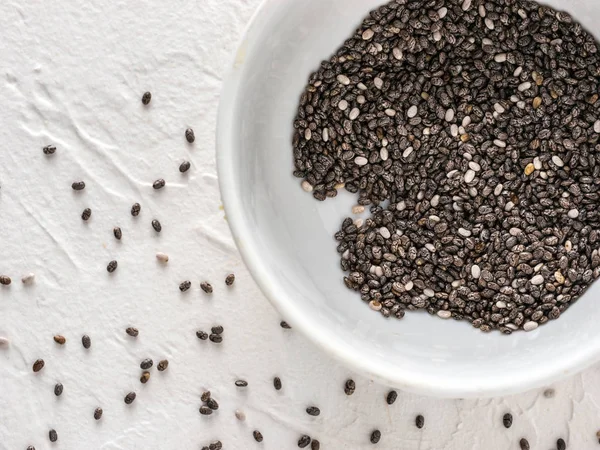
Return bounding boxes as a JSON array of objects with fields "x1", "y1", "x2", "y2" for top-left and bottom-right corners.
[
  {"x1": 0, "y1": 276, "x2": 12, "y2": 286},
  {"x1": 107, "y1": 260, "x2": 118, "y2": 273},
  {"x1": 180, "y1": 280, "x2": 192, "y2": 292},
  {"x1": 54, "y1": 383, "x2": 63, "y2": 396},
  {"x1": 225, "y1": 273, "x2": 235, "y2": 286},
  {"x1": 201, "y1": 391, "x2": 211, "y2": 402},
  {"x1": 306, "y1": 406, "x2": 320, "y2": 416},
  {"x1": 235, "y1": 380, "x2": 248, "y2": 387},
  {"x1": 503, "y1": 413, "x2": 513, "y2": 428},
  {"x1": 185, "y1": 128, "x2": 195, "y2": 143},
  {"x1": 298, "y1": 435, "x2": 311, "y2": 448},
  {"x1": 344, "y1": 379, "x2": 355, "y2": 395},
  {"x1": 152, "y1": 219, "x2": 162, "y2": 232},
  {"x1": 416, "y1": 415, "x2": 425, "y2": 429},
  {"x1": 81, "y1": 208, "x2": 91, "y2": 221},
  {"x1": 126, "y1": 327, "x2": 139, "y2": 337},
  {"x1": 43, "y1": 145, "x2": 56, "y2": 155},
  {"x1": 196, "y1": 330, "x2": 209, "y2": 340},
  {"x1": 140, "y1": 371, "x2": 150, "y2": 384},
  {"x1": 370, "y1": 429, "x2": 381, "y2": 444},
  {"x1": 141, "y1": 91, "x2": 152, "y2": 105},
  {"x1": 82, "y1": 335, "x2": 91, "y2": 349},
  {"x1": 274, "y1": 376, "x2": 282, "y2": 390},
  {"x1": 124, "y1": 392, "x2": 136, "y2": 404},
  {"x1": 71, "y1": 181, "x2": 85, "y2": 191},
  {"x1": 311, "y1": 440, "x2": 320, "y2": 450},
  {"x1": 113, "y1": 227, "x2": 122, "y2": 240},
  {"x1": 94, "y1": 407, "x2": 103, "y2": 420},
  {"x1": 32, "y1": 359, "x2": 44, "y2": 372},
  {"x1": 386, "y1": 390, "x2": 398, "y2": 405},
  {"x1": 157, "y1": 360, "x2": 169, "y2": 371},
  {"x1": 53, "y1": 335, "x2": 66, "y2": 345},
  {"x1": 179, "y1": 161, "x2": 191, "y2": 173},
  {"x1": 253, "y1": 430, "x2": 263, "y2": 442},
  {"x1": 48, "y1": 429, "x2": 57, "y2": 442},
  {"x1": 153, "y1": 178, "x2": 165, "y2": 190},
  {"x1": 131, "y1": 203, "x2": 141, "y2": 216},
  {"x1": 140, "y1": 358, "x2": 153, "y2": 370},
  {"x1": 519, "y1": 438, "x2": 530, "y2": 450},
  {"x1": 292, "y1": 0, "x2": 600, "y2": 333},
  {"x1": 200, "y1": 282, "x2": 213, "y2": 293}
]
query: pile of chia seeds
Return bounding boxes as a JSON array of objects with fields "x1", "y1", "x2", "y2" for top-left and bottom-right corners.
[{"x1": 292, "y1": 0, "x2": 600, "y2": 333}]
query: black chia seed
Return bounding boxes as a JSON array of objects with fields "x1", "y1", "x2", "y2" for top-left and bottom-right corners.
[
  {"x1": 131, "y1": 203, "x2": 141, "y2": 216},
  {"x1": 253, "y1": 430, "x2": 263, "y2": 442},
  {"x1": 201, "y1": 391, "x2": 211, "y2": 402},
  {"x1": 124, "y1": 392, "x2": 136, "y2": 404},
  {"x1": 208, "y1": 442, "x2": 222, "y2": 450},
  {"x1": 209, "y1": 334, "x2": 223, "y2": 343},
  {"x1": 71, "y1": 181, "x2": 85, "y2": 191},
  {"x1": 503, "y1": 413, "x2": 513, "y2": 429},
  {"x1": 199, "y1": 406, "x2": 213, "y2": 415},
  {"x1": 94, "y1": 407, "x2": 103, "y2": 420},
  {"x1": 274, "y1": 377, "x2": 282, "y2": 390},
  {"x1": 54, "y1": 383, "x2": 63, "y2": 396},
  {"x1": 48, "y1": 429, "x2": 57, "y2": 442},
  {"x1": 207, "y1": 398, "x2": 219, "y2": 410},
  {"x1": 152, "y1": 219, "x2": 162, "y2": 232},
  {"x1": 225, "y1": 273, "x2": 235, "y2": 286},
  {"x1": 179, "y1": 280, "x2": 191, "y2": 292},
  {"x1": 196, "y1": 330, "x2": 209, "y2": 340},
  {"x1": 311, "y1": 440, "x2": 320, "y2": 450},
  {"x1": 344, "y1": 379, "x2": 355, "y2": 395},
  {"x1": 0, "y1": 276, "x2": 11, "y2": 286},
  {"x1": 82, "y1": 334, "x2": 91, "y2": 349},
  {"x1": 293, "y1": 0, "x2": 600, "y2": 333},
  {"x1": 153, "y1": 179, "x2": 165, "y2": 190},
  {"x1": 107, "y1": 260, "x2": 118, "y2": 273},
  {"x1": 185, "y1": 128, "x2": 195, "y2": 143},
  {"x1": 43, "y1": 145, "x2": 56, "y2": 155},
  {"x1": 235, "y1": 380, "x2": 248, "y2": 387},
  {"x1": 306, "y1": 406, "x2": 320, "y2": 416},
  {"x1": 81, "y1": 208, "x2": 91, "y2": 221},
  {"x1": 113, "y1": 227, "x2": 122, "y2": 240},
  {"x1": 280, "y1": 321, "x2": 291, "y2": 329},
  {"x1": 416, "y1": 415, "x2": 425, "y2": 429},
  {"x1": 126, "y1": 327, "x2": 139, "y2": 337},
  {"x1": 157, "y1": 360, "x2": 169, "y2": 371},
  {"x1": 140, "y1": 358, "x2": 153, "y2": 370},
  {"x1": 179, "y1": 161, "x2": 191, "y2": 173},
  {"x1": 142, "y1": 92, "x2": 151, "y2": 105},
  {"x1": 370, "y1": 430, "x2": 381, "y2": 444},
  {"x1": 200, "y1": 282, "x2": 213, "y2": 294},
  {"x1": 386, "y1": 390, "x2": 398, "y2": 405},
  {"x1": 211, "y1": 325, "x2": 224, "y2": 335},
  {"x1": 557, "y1": 438, "x2": 566, "y2": 450},
  {"x1": 520, "y1": 438, "x2": 530, "y2": 450},
  {"x1": 298, "y1": 435, "x2": 311, "y2": 448}
]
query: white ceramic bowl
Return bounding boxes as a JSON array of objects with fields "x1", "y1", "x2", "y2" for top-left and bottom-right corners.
[{"x1": 217, "y1": 0, "x2": 600, "y2": 397}]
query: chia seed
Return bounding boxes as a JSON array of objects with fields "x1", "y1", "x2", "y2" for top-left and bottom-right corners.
[
  {"x1": 306, "y1": 406, "x2": 320, "y2": 416},
  {"x1": 280, "y1": 321, "x2": 291, "y2": 329},
  {"x1": 141, "y1": 92, "x2": 151, "y2": 105},
  {"x1": 48, "y1": 429, "x2": 57, "y2": 442},
  {"x1": 94, "y1": 407, "x2": 103, "y2": 420},
  {"x1": 179, "y1": 161, "x2": 191, "y2": 173},
  {"x1": 296, "y1": 0, "x2": 600, "y2": 333},
  {"x1": 152, "y1": 220, "x2": 162, "y2": 232},
  {"x1": 344, "y1": 379, "x2": 355, "y2": 395},
  {"x1": 196, "y1": 330, "x2": 208, "y2": 340},
  {"x1": 185, "y1": 128, "x2": 195, "y2": 143},
  {"x1": 54, "y1": 383, "x2": 63, "y2": 396},
  {"x1": 253, "y1": 430, "x2": 263, "y2": 442},
  {"x1": 43, "y1": 145, "x2": 56, "y2": 155},
  {"x1": 124, "y1": 392, "x2": 136, "y2": 404},
  {"x1": 107, "y1": 260, "x2": 118, "y2": 273},
  {"x1": 113, "y1": 227, "x2": 122, "y2": 240},
  {"x1": 131, "y1": 203, "x2": 141, "y2": 216},
  {"x1": 157, "y1": 360, "x2": 169, "y2": 371},
  {"x1": 274, "y1": 377, "x2": 282, "y2": 390},
  {"x1": 140, "y1": 358, "x2": 153, "y2": 370},
  {"x1": 416, "y1": 415, "x2": 425, "y2": 429},
  {"x1": 82, "y1": 334, "x2": 91, "y2": 349},
  {"x1": 0, "y1": 276, "x2": 10, "y2": 286},
  {"x1": 200, "y1": 282, "x2": 213, "y2": 294},
  {"x1": 126, "y1": 327, "x2": 139, "y2": 337},
  {"x1": 298, "y1": 435, "x2": 311, "y2": 448},
  {"x1": 225, "y1": 273, "x2": 235, "y2": 286},
  {"x1": 81, "y1": 208, "x2": 91, "y2": 221},
  {"x1": 71, "y1": 181, "x2": 85, "y2": 191},
  {"x1": 152, "y1": 179, "x2": 165, "y2": 190}
]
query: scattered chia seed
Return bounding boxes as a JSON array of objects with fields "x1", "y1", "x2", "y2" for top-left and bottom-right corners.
[
  {"x1": 71, "y1": 181, "x2": 85, "y2": 191},
  {"x1": 43, "y1": 145, "x2": 56, "y2": 155},
  {"x1": 179, "y1": 281, "x2": 191, "y2": 292},
  {"x1": 416, "y1": 415, "x2": 425, "y2": 429},
  {"x1": 297, "y1": 0, "x2": 600, "y2": 333},
  {"x1": 157, "y1": 360, "x2": 169, "y2": 371},
  {"x1": 544, "y1": 389, "x2": 556, "y2": 398},
  {"x1": 370, "y1": 430, "x2": 381, "y2": 444},
  {"x1": 131, "y1": 203, "x2": 141, "y2": 216},
  {"x1": 27, "y1": 446, "x2": 35, "y2": 450},
  {"x1": 253, "y1": 430, "x2": 263, "y2": 442},
  {"x1": 185, "y1": 128, "x2": 195, "y2": 143},
  {"x1": 107, "y1": 260, "x2": 118, "y2": 273},
  {"x1": 156, "y1": 252, "x2": 169, "y2": 262},
  {"x1": 201, "y1": 391, "x2": 211, "y2": 402},
  {"x1": 298, "y1": 435, "x2": 311, "y2": 448},
  {"x1": 141, "y1": 92, "x2": 151, "y2": 105},
  {"x1": 21, "y1": 273, "x2": 35, "y2": 284},
  {"x1": 140, "y1": 358, "x2": 153, "y2": 370},
  {"x1": 209, "y1": 441, "x2": 222, "y2": 450},
  {"x1": 179, "y1": 161, "x2": 191, "y2": 173},
  {"x1": 152, "y1": 219, "x2": 162, "y2": 232},
  {"x1": 81, "y1": 208, "x2": 91, "y2": 221},
  {"x1": 273, "y1": 377, "x2": 282, "y2": 391},
  {"x1": 209, "y1": 334, "x2": 223, "y2": 343},
  {"x1": 140, "y1": 371, "x2": 150, "y2": 384},
  {"x1": 519, "y1": 438, "x2": 530, "y2": 450},
  {"x1": 280, "y1": 321, "x2": 291, "y2": 329},
  {"x1": 207, "y1": 398, "x2": 219, "y2": 410},
  {"x1": 235, "y1": 409, "x2": 246, "y2": 421},
  {"x1": 344, "y1": 379, "x2": 355, "y2": 396},
  {"x1": 306, "y1": 406, "x2": 320, "y2": 416},
  {"x1": 124, "y1": 392, "x2": 136, "y2": 404},
  {"x1": 503, "y1": 413, "x2": 513, "y2": 428},
  {"x1": 200, "y1": 282, "x2": 213, "y2": 294},
  {"x1": 196, "y1": 330, "x2": 208, "y2": 340},
  {"x1": 0, "y1": 276, "x2": 11, "y2": 286},
  {"x1": 386, "y1": 390, "x2": 398, "y2": 405},
  {"x1": 54, "y1": 383, "x2": 63, "y2": 396},
  {"x1": 311, "y1": 440, "x2": 320, "y2": 450},
  {"x1": 199, "y1": 406, "x2": 213, "y2": 415},
  {"x1": 557, "y1": 438, "x2": 566, "y2": 450},
  {"x1": 235, "y1": 380, "x2": 248, "y2": 387},
  {"x1": 94, "y1": 407, "x2": 103, "y2": 420},
  {"x1": 152, "y1": 179, "x2": 165, "y2": 190},
  {"x1": 113, "y1": 227, "x2": 122, "y2": 240},
  {"x1": 126, "y1": 327, "x2": 139, "y2": 337},
  {"x1": 48, "y1": 429, "x2": 57, "y2": 443},
  {"x1": 211, "y1": 325, "x2": 224, "y2": 335},
  {"x1": 53, "y1": 335, "x2": 66, "y2": 345},
  {"x1": 225, "y1": 273, "x2": 235, "y2": 286}
]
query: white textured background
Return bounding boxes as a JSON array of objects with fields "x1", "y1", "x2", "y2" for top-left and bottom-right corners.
[{"x1": 0, "y1": 0, "x2": 599, "y2": 449}]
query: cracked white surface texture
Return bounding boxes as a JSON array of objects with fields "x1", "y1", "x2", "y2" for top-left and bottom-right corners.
[{"x1": 0, "y1": 1, "x2": 599, "y2": 449}]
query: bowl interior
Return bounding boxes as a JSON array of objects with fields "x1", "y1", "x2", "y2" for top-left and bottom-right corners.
[{"x1": 218, "y1": 0, "x2": 600, "y2": 397}]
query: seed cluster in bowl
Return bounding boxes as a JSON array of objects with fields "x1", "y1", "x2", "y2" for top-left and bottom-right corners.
[{"x1": 292, "y1": 0, "x2": 600, "y2": 333}]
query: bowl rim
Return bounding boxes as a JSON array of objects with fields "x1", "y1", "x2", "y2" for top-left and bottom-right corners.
[{"x1": 216, "y1": 0, "x2": 600, "y2": 398}]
